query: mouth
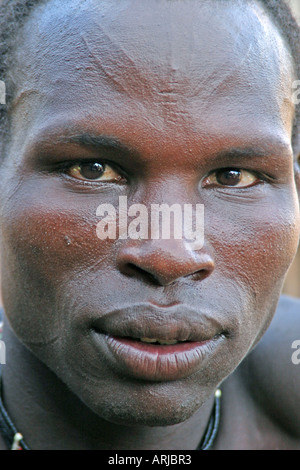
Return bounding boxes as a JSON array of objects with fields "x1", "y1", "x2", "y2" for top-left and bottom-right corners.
[
  {"x1": 90, "y1": 304, "x2": 227, "y2": 382},
  {"x1": 138, "y1": 337, "x2": 182, "y2": 345}
]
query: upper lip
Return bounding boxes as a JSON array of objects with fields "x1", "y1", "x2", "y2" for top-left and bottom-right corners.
[{"x1": 91, "y1": 303, "x2": 226, "y2": 342}]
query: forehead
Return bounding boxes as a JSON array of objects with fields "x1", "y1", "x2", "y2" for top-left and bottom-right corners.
[{"x1": 10, "y1": 0, "x2": 295, "y2": 150}]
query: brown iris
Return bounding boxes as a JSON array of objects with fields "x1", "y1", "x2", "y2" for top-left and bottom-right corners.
[
  {"x1": 67, "y1": 162, "x2": 124, "y2": 182},
  {"x1": 215, "y1": 169, "x2": 242, "y2": 186},
  {"x1": 77, "y1": 162, "x2": 105, "y2": 180}
]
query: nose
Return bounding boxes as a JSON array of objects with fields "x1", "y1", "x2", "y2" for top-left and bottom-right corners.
[{"x1": 116, "y1": 238, "x2": 215, "y2": 286}]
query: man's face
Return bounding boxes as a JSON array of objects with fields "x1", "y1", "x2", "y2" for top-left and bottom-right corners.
[{"x1": 0, "y1": 0, "x2": 299, "y2": 425}]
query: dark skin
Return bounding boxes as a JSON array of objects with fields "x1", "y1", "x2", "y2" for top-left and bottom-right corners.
[{"x1": 0, "y1": 0, "x2": 299, "y2": 449}]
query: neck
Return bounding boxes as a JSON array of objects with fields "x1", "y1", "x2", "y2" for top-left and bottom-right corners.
[{"x1": 1, "y1": 317, "x2": 215, "y2": 450}]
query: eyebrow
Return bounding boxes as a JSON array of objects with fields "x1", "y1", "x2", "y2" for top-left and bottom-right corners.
[
  {"x1": 37, "y1": 131, "x2": 292, "y2": 166},
  {"x1": 59, "y1": 133, "x2": 290, "y2": 155},
  {"x1": 58, "y1": 133, "x2": 133, "y2": 154},
  {"x1": 213, "y1": 145, "x2": 292, "y2": 161}
]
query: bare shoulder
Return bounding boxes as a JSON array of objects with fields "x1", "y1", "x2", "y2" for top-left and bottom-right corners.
[{"x1": 239, "y1": 295, "x2": 300, "y2": 439}]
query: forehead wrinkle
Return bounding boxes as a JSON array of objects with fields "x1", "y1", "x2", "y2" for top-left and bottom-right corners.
[
  {"x1": 196, "y1": 4, "x2": 294, "y2": 103},
  {"x1": 18, "y1": 1, "x2": 246, "y2": 99},
  {"x1": 197, "y1": 42, "x2": 256, "y2": 104},
  {"x1": 80, "y1": 33, "x2": 152, "y2": 103},
  {"x1": 7, "y1": 0, "x2": 297, "y2": 153},
  {"x1": 13, "y1": 2, "x2": 287, "y2": 86},
  {"x1": 78, "y1": 20, "x2": 198, "y2": 116},
  {"x1": 71, "y1": 3, "x2": 291, "y2": 127}
]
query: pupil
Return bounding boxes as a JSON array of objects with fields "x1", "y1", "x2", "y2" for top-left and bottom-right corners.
[
  {"x1": 216, "y1": 169, "x2": 241, "y2": 186},
  {"x1": 80, "y1": 162, "x2": 105, "y2": 180}
]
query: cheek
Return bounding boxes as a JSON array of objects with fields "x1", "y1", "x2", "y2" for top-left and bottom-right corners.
[
  {"x1": 1, "y1": 196, "x2": 116, "y2": 280},
  {"x1": 207, "y1": 191, "x2": 300, "y2": 298},
  {"x1": 0, "y1": 189, "x2": 117, "y2": 343}
]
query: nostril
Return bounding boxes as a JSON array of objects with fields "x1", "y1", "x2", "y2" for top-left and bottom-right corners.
[
  {"x1": 116, "y1": 240, "x2": 215, "y2": 286},
  {"x1": 189, "y1": 267, "x2": 213, "y2": 282},
  {"x1": 120, "y1": 262, "x2": 161, "y2": 285}
]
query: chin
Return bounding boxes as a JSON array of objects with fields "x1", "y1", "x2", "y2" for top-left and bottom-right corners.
[
  {"x1": 35, "y1": 338, "x2": 216, "y2": 429},
  {"x1": 98, "y1": 403, "x2": 198, "y2": 428},
  {"x1": 80, "y1": 380, "x2": 208, "y2": 428}
]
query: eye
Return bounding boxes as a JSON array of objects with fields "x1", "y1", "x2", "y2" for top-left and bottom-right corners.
[
  {"x1": 66, "y1": 162, "x2": 126, "y2": 183},
  {"x1": 202, "y1": 168, "x2": 260, "y2": 188}
]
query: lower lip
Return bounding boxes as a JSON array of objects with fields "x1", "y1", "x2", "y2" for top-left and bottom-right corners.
[{"x1": 94, "y1": 333, "x2": 223, "y2": 381}]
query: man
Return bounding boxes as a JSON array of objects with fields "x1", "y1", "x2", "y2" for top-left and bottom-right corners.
[{"x1": 0, "y1": 0, "x2": 299, "y2": 450}]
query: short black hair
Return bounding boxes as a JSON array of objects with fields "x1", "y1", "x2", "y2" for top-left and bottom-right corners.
[{"x1": 0, "y1": 0, "x2": 299, "y2": 152}]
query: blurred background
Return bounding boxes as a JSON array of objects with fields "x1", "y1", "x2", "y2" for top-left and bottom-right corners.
[{"x1": 282, "y1": 0, "x2": 300, "y2": 297}]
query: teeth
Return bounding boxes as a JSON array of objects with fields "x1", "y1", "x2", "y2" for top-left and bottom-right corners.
[
  {"x1": 140, "y1": 337, "x2": 157, "y2": 343},
  {"x1": 157, "y1": 339, "x2": 178, "y2": 345},
  {"x1": 140, "y1": 337, "x2": 178, "y2": 345}
]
